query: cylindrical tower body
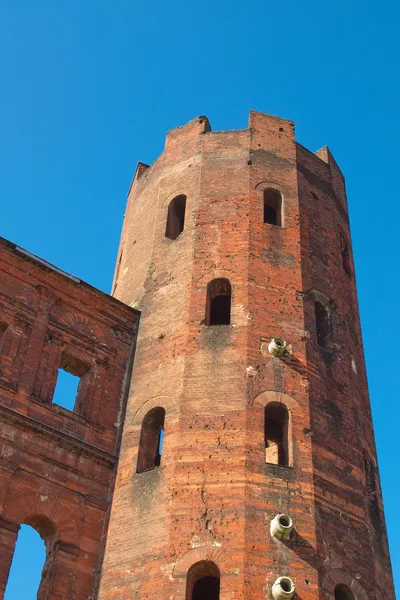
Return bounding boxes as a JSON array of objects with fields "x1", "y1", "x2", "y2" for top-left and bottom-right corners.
[{"x1": 98, "y1": 112, "x2": 394, "y2": 599}]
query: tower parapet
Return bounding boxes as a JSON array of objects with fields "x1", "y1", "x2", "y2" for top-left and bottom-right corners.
[{"x1": 100, "y1": 111, "x2": 394, "y2": 600}]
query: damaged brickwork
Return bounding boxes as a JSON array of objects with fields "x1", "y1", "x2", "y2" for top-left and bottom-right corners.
[
  {"x1": 99, "y1": 112, "x2": 394, "y2": 600},
  {"x1": 0, "y1": 238, "x2": 139, "y2": 600}
]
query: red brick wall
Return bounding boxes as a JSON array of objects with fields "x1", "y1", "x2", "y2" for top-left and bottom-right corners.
[
  {"x1": 0, "y1": 238, "x2": 138, "y2": 600},
  {"x1": 99, "y1": 112, "x2": 394, "y2": 600},
  {"x1": 296, "y1": 144, "x2": 394, "y2": 598}
]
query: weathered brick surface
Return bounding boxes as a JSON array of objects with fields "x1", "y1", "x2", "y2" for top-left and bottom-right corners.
[
  {"x1": 99, "y1": 112, "x2": 394, "y2": 600},
  {"x1": 0, "y1": 238, "x2": 139, "y2": 600}
]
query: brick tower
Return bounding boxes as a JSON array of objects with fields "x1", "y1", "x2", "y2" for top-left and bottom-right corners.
[{"x1": 98, "y1": 112, "x2": 394, "y2": 600}]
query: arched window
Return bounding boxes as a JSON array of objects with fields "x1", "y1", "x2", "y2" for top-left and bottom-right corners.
[
  {"x1": 5, "y1": 517, "x2": 56, "y2": 600},
  {"x1": 334, "y1": 584, "x2": 356, "y2": 600},
  {"x1": 314, "y1": 301, "x2": 332, "y2": 349},
  {"x1": 340, "y1": 234, "x2": 351, "y2": 276},
  {"x1": 186, "y1": 561, "x2": 220, "y2": 600},
  {"x1": 206, "y1": 279, "x2": 231, "y2": 326},
  {"x1": 264, "y1": 402, "x2": 290, "y2": 467},
  {"x1": 136, "y1": 407, "x2": 166, "y2": 473},
  {"x1": 4, "y1": 525, "x2": 46, "y2": 599},
  {"x1": 263, "y1": 188, "x2": 283, "y2": 227},
  {"x1": 165, "y1": 195, "x2": 187, "y2": 240}
]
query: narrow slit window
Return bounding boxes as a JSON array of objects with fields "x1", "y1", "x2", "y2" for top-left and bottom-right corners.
[
  {"x1": 263, "y1": 188, "x2": 282, "y2": 226},
  {"x1": 334, "y1": 584, "x2": 356, "y2": 600},
  {"x1": 315, "y1": 301, "x2": 332, "y2": 349},
  {"x1": 364, "y1": 454, "x2": 377, "y2": 494},
  {"x1": 340, "y1": 234, "x2": 351, "y2": 277},
  {"x1": 165, "y1": 195, "x2": 187, "y2": 240},
  {"x1": 137, "y1": 407, "x2": 166, "y2": 473},
  {"x1": 264, "y1": 402, "x2": 290, "y2": 467},
  {"x1": 206, "y1": 279, "x2": 231, "y2": 326},
  {"x1": 0, "y1": 322, "x2": 7, "y2": 350},
  {"x1": 186, "y1": 561, "x2": 220, "y2": 600}
]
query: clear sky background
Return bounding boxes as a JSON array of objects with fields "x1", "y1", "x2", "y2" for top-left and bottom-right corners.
[{"x1": 1, "y1": 0, "x2": 399, "y2": 597}]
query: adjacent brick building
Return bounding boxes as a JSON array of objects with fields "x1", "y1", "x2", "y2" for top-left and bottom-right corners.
[
  {"x1": 0, "y1": 111, "x2": 395, "y2": 599},
  {"x1": 0, "y1": 238, "x2": 139, "y2": 599}
]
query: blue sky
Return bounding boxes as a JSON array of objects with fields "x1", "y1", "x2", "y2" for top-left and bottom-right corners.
[{"x1": 1, "y1": 0, "x2": 399, "y2": 596}]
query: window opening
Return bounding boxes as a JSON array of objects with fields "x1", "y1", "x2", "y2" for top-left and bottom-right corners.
[
  {"x1": 137, "y1": 407, "x2": 166, "y2": 473},
  {"x1": 0, "y1": 322, "x2": 7, "y2": 350},
  {"x1": 52, "y1": 368, "x2": 80, "y2": 412},
  {"x1": 52, "y1": 355, "x2": 89, "y2": 414},
  {"x1": 263, "y1": 188, "x2": 282, "y2": 226},
  {"x1": 264, "y1": 402, "x2": 290, "y2": 466},
  {"x1": 4, "y1": 524, "x2": 46, "y2": 600},
  {"x1": 186, "y1": 561, "x2": 220, "y2": 600},
  {"x1": 165, "y1": 195, "x2": 187, "y2": 240},
  {"x1": 334, "y1": 584, "x2": 356, "y2": 600},
  {"x1": 315, "y1": 301, "x2": 332, "y2": 349},
  {"x1": 340, "y1": 234, "x2": 351, "y2": 276},
  {"x1": 206, "y1": 279, "x2": 231, "y2": 326}
]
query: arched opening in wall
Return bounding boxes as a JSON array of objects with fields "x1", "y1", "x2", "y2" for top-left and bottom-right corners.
[
  {"x1": 5, "y1": 518, "x2": 56, "y2": 600},
  {"x1": 263, "y1": 188, "x2": 283, "y2": 226},
  {"x1": 136, "y1": 407, "x2": 166, "y2": 473},
  {"x1": 314, "y1": 301, "x2": 332, "y2": 349},
  {"x1": 205, "y1": 279, "x2": 231, "y2": 326},
  {"x1": 334, "y1": 584, "x2": 356, "y2": 600},
  {"x1": 264, "y1": 402, "x2": 290, "y2": 467},
  {"x1": 165, "y1": 195, "x2": 187, "y2": 240},
  {"x1": 340, "y1": 234, "x2": 351, "y2": 277},
  {"x1": 186, "y1": 561, "x2": 220, "y2": 600}
]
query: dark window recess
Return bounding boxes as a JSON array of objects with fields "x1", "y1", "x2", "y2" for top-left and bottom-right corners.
[
  {"x1": 206, "y1": 279, "x2": 232, "y2": 326},
  {"x1": 136, "y1": 407, "x2": 166, "y2": 473},
  {"x1": 0, "y1": 323, "x2": 7, "y2": 349},
  {"x1": 263, "y1": 188, "x2": 283, "y2": 226},
  {"x1": 193, "y1": 577, "x2": 220, "y2": 600},
  {"x1": 364, "y1": 454, "x2": 377, "y2": 494},
  {"x1": 340, "y1": 234, "x2": 351, "y2": 276},
  {"x1": 334, "y1": 584, "x2": 356, "y2": 600},
  {"x1": 165, "y1": 195, "x2": 187, "y2": 240},
  {"x1": 315, "y1": 301, "x2": 332, "y2": 349},
  {"x1": 264, "y1": 402, "x2": 289, "y2": 467},
  {"x1": 186, "y1": 561, "x2": 220, "y2": 600}
]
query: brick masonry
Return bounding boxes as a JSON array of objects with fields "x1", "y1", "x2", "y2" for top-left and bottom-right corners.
[
  {"x1": 0, "y1": 110, "x2": 394, "y2": 600},
  {"x1": 98, "y1": 112, "x2": 395, "y2": 599},
  {"x1": 0, "y1": 238, "x2": 139, "y2": 600}
]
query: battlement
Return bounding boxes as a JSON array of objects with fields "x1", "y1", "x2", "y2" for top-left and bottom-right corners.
[{"x1": 132, "y1": 111, "x2": 345, "y2": 206}]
